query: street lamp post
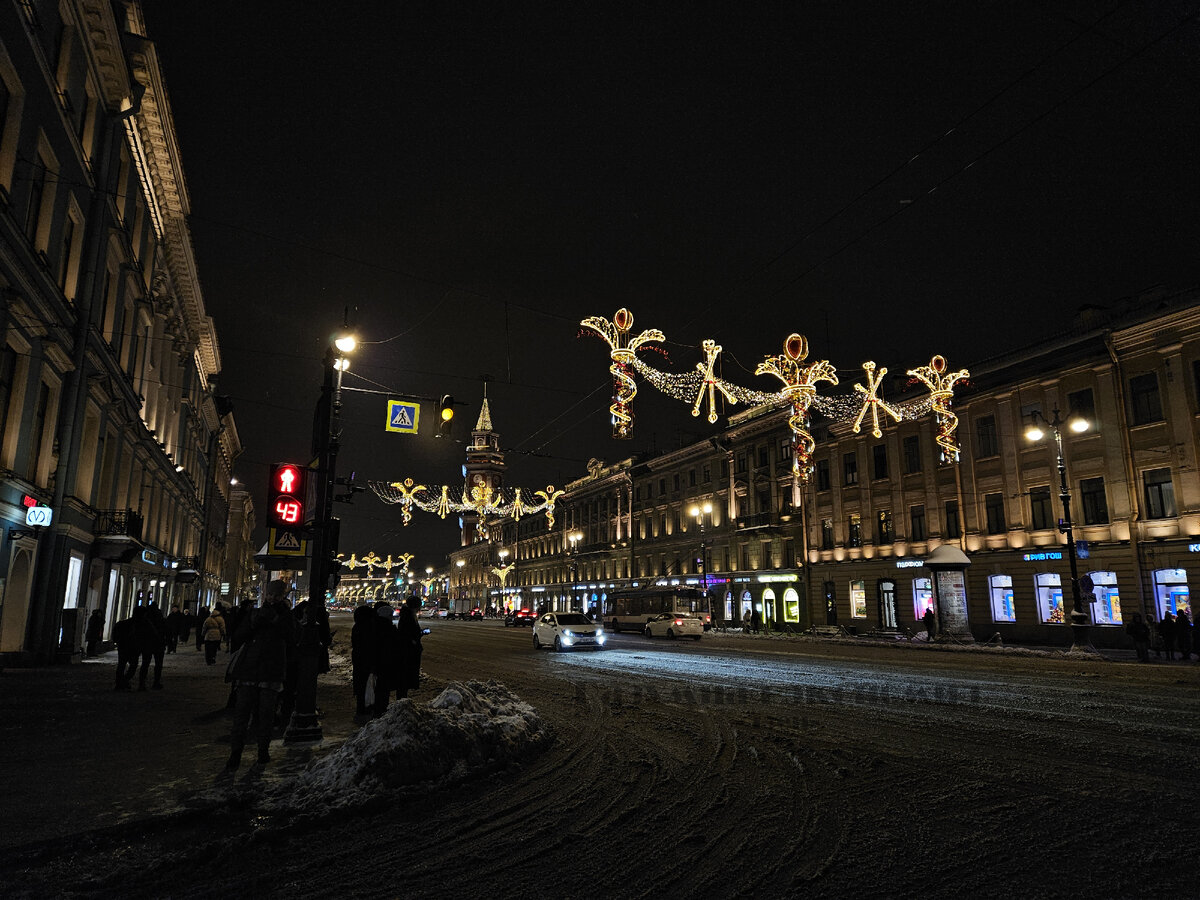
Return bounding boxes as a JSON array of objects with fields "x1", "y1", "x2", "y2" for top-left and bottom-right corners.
[
  {"x1": 690, "y1": 502, "x2": 713, "y2": 622},
  {"x1": 1025, "y1": 406, "x2": 1092, "y2": 651},
  {"x1": 286, "y1": 329, "x2": 354, "y2": 744},
  {"x1": 567, "y1": 530, "x2": 583, "y2": 615}
]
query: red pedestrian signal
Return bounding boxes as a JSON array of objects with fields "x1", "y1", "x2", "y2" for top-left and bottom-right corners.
[{"x1": 268, "y1": 462, "x2": 307, "y2": 531}]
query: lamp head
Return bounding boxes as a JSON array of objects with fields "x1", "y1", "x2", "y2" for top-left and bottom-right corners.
[
  {"x1": 333, "y1": 331, "x2": 357, "y2": 354},
  {"x1": 1025, "y1": 424, "x2": 1044, "y2": 442},
  {"x1": 1068, "y1": 415, "x2": 1090, "y2": 434}
]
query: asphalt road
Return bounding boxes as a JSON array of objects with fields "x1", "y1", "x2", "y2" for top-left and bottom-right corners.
[{"x1": 7, "y1": 617, "x2": 1198, "y2": 899}]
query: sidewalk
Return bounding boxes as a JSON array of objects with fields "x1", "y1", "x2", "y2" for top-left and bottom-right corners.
[{"x1": 0, "y1": 638, "x2": 358, "y2": 850}]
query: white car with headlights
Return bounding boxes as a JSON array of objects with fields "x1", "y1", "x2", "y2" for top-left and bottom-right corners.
[
  {"x1": 533, "y1": 612, "x2": 608, "y2": 651},
  {"x1": 644, "y1": 613, "x2": 704, "y2": 640}
]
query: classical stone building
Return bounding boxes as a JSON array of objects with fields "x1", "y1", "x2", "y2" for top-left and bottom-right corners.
[{"x1": 0, "y1": 1, "x2": 242, "y2": 663}]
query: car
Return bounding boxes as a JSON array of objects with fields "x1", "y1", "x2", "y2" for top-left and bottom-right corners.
[
  {"x1": 644, "y1": 613, "x2": 704, "y2": 640},
  {"x1": 469, "y1": 607, "x2": 484, "y2": 620},
  {"x1": 532, "y1": 612, "x2": 608, "y2": 651},
  {"x1": 504, "y1": 608, "x2": 537, "y2": 627}
]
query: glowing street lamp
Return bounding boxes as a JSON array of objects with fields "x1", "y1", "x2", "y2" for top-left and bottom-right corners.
[{"x1": 690, "y1": 502, "x2": 713, "y2": 622}]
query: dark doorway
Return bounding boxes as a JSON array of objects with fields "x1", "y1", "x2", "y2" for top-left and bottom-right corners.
[
  {"x1": 824, "y1": 581, "x2": 837, "y2": 625},
  {"x1": 878, "y1": 579, "x2": 897, "y2": 629}
]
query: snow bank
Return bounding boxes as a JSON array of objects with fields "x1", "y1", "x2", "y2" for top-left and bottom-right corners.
[{"x1": 263, "y1": 680, "x2": 551, "y2": 816}]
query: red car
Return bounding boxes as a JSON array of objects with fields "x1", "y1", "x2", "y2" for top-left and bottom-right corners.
[{"x1": 504, "y1": 608, "x2": 536, "y2": 627}]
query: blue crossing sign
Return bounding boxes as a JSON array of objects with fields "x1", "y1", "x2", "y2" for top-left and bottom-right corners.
[{"x1": 386, "y1": 399, "x2": 421, "y2": 435}]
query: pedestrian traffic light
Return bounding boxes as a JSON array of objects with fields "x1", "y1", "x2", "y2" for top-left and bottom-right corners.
[
  {"x1": 267, "y1": 462, "x2": 307, "y2": 531},
  {"x1": 438, "y1": 395, "x2": 454, "y2": 438}
]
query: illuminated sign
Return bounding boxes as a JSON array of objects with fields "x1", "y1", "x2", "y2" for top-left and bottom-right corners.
[
  {"x1": 756, "y1": 574, "x2": 798, "y2": 583},
  {"x1": 141, "y1": 549, "x2": 159, "y2": 565},
  {"x1": 1023, "y1": 551, "x2": 1063, "y2": 562},
  {"x1": 268, "y1": 462, "x2": 307, "y2": 531},
  {"x1": 386, "y1": 399, "x2": 421, "y2": 435},
  {"x1": 24, "y1": 506, "x2": 53, "y2": 527},
  {"x1": 21, "y1": 494, "x2": 38, "y2": 508},
  {"x1": 895, "y1": 559, "x2": 924, "y2": 569},
  {"x1": 1189, "y1": 543, "x2": 1200, "y2": 553}
]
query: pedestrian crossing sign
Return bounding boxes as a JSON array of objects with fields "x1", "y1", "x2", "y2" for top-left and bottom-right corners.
[
  {"x1": 386, "y1": 399, "x2": 420, "y2": 435},
  {"x1": 269, "y1": 528, "x2": 307, "y2": 556}
]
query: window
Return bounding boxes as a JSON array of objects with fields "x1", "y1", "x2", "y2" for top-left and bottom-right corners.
[
  {"x1": 1029, "y1": 486, "x2": 1053, "y2": 531},
  {"x1": 672, "y1": 474, "x2": 680, "y2": 492},
  {"x1": 736, "y1": 454, "x2": 747, "y2": 474},
  {"x1": 758, "y1": 446, "x2": 769, "y2": 468},
  {"x1": 910, "y1": 505, "x2": 926, "y2": 542},
  {"x1": 1129, "y1": 373, "x2": 1163, "y2": 425},
  {"x1": 912, "y1": 578, "x2": 933, "y2": 621},
  {"x1": 985, "y1": 493, "x2": 1006, "y2": 534},
  {"x1": 903, "y1": 435, "x2": 921, "y2": 474},
  {"x1": 688, "y1": 469, "x2": 696, "y2": 487},
  {"x1": 1035, "y1": 572, "x2": 1064, "y2": 624},
  {"x1": 872, "y1": 444, "x2": 888, "y2": 480},
  {"x1": 816, "y1": 458, "x2": 830, "y2": 491},
  {"x1": 1080, "y1": 477, "x2": 1108, "y2": 525},
  {"x1": 1067, "y1": 387, "x2": 1096, "y2": 427},
  {"x1": 945, "y1": 500, "x2": 961, "y2": 539},
  {"x1": 877, "y1": 509, "x2": 893, "y2": 544},
  {"x1": 27, "y1": 381, "x2": 50, "y2": 481},
  {"x1": 702, "y1": 464, "x2": 711, "y2": 483},
  {"x1": 849, "y1": 580, "x2": 867, "y2": 618},
  {"x1": 848, "y1": 514, "x2": 862, "y2": 548},
  {"x1": 1143, "y1": 468, "x2": 1176, "y2": 519},
  {"x1": 25, "y1": 155, "x2": 47, "y2": 242},
  {"x1": 57, "y1": 216, "x2": 75, "y2": 290},
  {"x1": 779, "y1": 439, "x2": 792, "y2": 463},
  {"x1": 843, "y1": 452, "x2": 858, "y2": 486},
  {"x1": 658, "y1": 478, "x2": 666, "y2": 497},
  {"x1": 976, "y1": 415, "x2": 999, "y2": 458},
  {"x1": 821, "y1": 518, "x2": 834, "y2": 550},
  {"x1": 989, "y1": 575, "x2": 1016, "y2": 623},
  {"x1": 1088, "y1": 571, "x2": 1122, "y2": 625}
]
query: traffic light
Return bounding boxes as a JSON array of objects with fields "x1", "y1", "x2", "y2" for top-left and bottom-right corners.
[
  {"x1": 267, "y1": 462, "x2": 307, "y2": 531},
  {"x1": 437, "y1": 395, "x2": 454, "y2": 438}
]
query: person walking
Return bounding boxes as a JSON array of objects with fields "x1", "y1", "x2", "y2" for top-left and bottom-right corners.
[
  {"x1": 225, "y1": 580, "x2": 297, "y2": 770},
  {"x1": 351, "y1": 604, "x2": 377, "y2": 715},
  {"x1": 1175, "y1": 608, "x2": 1193, "y2": 660},
  {"x1": 1157, "y1": 611, "x2": 1177, "y2": 661},
  {"x1": 135, "y1": 603, "x2": 168, "y2": 690},
  {"x1": 202, "y1": 604, "x2": 226, "y2": 665},
  {"x1": 742, "y1": 608, "x2": 752, "y2": 633},
  {"x1": 225, "y1": 597, "x2": 258, "y2": 709},
  {"x1": 165, "y1": 604, "x2": 184, "y2": 654},
  {"x1": 85, "y1": 608, "x2": 105, "y2": 658},
  {"x1": 1126, "y1": 611, "x2": 1151, "y2": 663},
  {"x1": 178, "y1": 607, "x2": 193, "y2": 646},
  {"x1": 113, "y1": 612, "x2": 138, "y2": 690},
  {"x1": 371, "y1": 601, "x2": 400, "y2": 716},
  {"x1": 396, "y1": 594, "x2": 424, "y2": 700},
  {"x1": 195, "y1": 605, "x2": 210, "y2": 651},
  {"x1": 923, "y1": 606, "x2": 937, "y2": 642}
]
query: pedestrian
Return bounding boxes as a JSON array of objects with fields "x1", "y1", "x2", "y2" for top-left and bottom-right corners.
[
  {"x1": 135, "y1": 603, "x2": 167, "y2": 690},
  {"x1": 396, "y1": 593, "x2": 424, "y2": 700},
  {"x1": 372, "y1": 601, "x2": 400, "y2": 716},
  {"x1": 1126, "y1": 611, "x2": 1151, "y2": 663},
  {"x1": 113, "y1": 612, "x2": 137, "y2": 690},
  {"x1": 742, "y1": 608, "x2": 752, "y2": 633},
  {"x1": 179, "y1": 607, "x2": 193, "y2": 645},
  {"x1": 923, "y1": 606, "x2": 937, "y2": 642},
  {"x1": 225, "y1": 580, "x2": 297, "y2": 770},
  {"x1": 1175, "y1": 608, "x2": 1193, "y2": 660},
  {"x1": 1157, "y1": 611, "x2": 1177, "y2": 661},
  {"x1": 85, "y1": 608, "x2": 105, "y2": 657},
  {"x1": 226, "y1": 598, "x2": 256, "y2": 710},
  {"x1": 165, "y1": 604, "x2": 183, "y2": 654},
  {"x1": 351, "y1": 604, "x2": 376, "y2": 715},
  {"x1": 751, "y1": 606, "x2": 762, "y2": 635},
  {"x1": 195, "y1": 605, "x2": 210, "y2": 651},
  {"x1": 202, "y1": 604, "x2": 226, "y2": 665}
]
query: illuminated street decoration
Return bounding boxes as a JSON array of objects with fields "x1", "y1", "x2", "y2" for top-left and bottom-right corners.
[
  {"x1": 492, "y1": 562, "x2": 516, "y2": 585},
  {"x1": 370, "y1": 479, "x2": 567, "y2": 530},
  {"x1": 580, "y1": 308, "x2": 665, "y2": 439},
  {"x1": 582, "y1": 309, "x2": 970, "y2": 483}
]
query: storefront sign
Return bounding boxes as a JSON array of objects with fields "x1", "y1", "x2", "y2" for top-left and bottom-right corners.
[
  {"x1": 141, "y1": 549, "x2": 159, "y2": 565},
  {"x1": 756, "y1": 573, "x2": 797, "y2": 583},
  {"x1": 1188, "y1": 543, "x2": 1200, "y2": 553},
  {"x1": 24, "y1": 506, "x2": 52, "y2": 527},
  {"x1": 1023, "y1": 551, "x2": 1063, "y2": 562},
  {"x1": 895, "y1": 559, "x2": 923, "y2": 569}
]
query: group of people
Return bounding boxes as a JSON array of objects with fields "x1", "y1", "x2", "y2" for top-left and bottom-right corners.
[
  {"x1": 351, "y1": 594, "x2": 424, "y2": 718},
  {"x1": 1126, "y1": 608, "x2": 1196, "y2": 662}
]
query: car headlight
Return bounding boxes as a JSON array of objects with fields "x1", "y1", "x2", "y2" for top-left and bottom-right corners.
[
  {"x1": 596, "y1": 632, "x2": 607, "y2": 644},
  {"x1": 563, "y1": 630, "x2": 574, "y2": 637}
]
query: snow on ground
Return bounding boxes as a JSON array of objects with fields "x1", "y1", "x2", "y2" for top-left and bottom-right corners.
[{"x1": 260, "y1": 680, "x2": 552, "y2": 817}]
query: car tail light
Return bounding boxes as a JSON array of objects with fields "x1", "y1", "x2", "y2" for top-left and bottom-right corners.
[{"x1": 674, "y1": 619, "x2": 683, "y2": 625}]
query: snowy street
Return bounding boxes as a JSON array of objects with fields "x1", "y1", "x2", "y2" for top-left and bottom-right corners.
[{"x1": 5, "y1": 617, "x2": 1197, "y2": 898}]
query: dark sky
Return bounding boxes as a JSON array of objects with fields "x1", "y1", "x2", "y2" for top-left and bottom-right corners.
[{"x1": 140, "y1": 1, "x2": 1200, "y2": 568}]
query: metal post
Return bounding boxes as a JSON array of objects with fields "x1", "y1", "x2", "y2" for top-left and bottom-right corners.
[{"x1": 1054, "y1": 427, "x2": 1091, "y2": 651}]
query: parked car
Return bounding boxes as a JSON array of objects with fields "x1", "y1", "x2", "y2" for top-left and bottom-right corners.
[
  {"x1": 505, "y1": 608, "x2": 537, "y2": 627},
  {"x1": 469, "y1": 607, "x2": 484, "y2": 620},
  {"x1": 644, "y1": 613, "x2": 704, "y2": 640},
  {"x1": 532, "y1": 612, "x2": 607, "y2": 651}
]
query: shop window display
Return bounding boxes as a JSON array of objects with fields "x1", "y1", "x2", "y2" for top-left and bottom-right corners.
[
  {"x1": 782, "y1": 588, "x2": 800, "y2": 623},
  {"x1": 1152, "y1": 569, "x2": 1190, "y2": 618},
  {"x1": 913, "y1": 577, "x2": 933, "y2": 621},
  {"x1": 1035, "y1": 572, "x2": 1064, "y2": 623},
  {"x1": 988, "y1": 574, "x2": 1016, "y2": 622},
  {"x1": 1087, "y1": 571, "x2": 1122, "y2": 625},
  {"x1": 850, "y1": 580, "x2": 867, "y2": 618}
]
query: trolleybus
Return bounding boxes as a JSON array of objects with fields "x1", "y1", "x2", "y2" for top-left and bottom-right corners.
[{"x1": 606, "y1": 585, "x2": 711, "y2": 632}]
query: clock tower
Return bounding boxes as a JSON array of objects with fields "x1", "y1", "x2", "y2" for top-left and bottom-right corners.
[{"x1": 462, "y1": 389, "x2": 505, "y2": 545}]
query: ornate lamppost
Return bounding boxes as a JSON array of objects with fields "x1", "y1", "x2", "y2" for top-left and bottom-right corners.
[{"x1": 690, "y1": 501, "x2": 713, "y2": 621}]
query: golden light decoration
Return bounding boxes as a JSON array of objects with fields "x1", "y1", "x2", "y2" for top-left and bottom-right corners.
[
  {"x1": 907, "y1": 355, "x2": 970, "y2": 462},
  {"x1": 369, "y1": 480, "x2": 568, "y2": 530},
  {"x1": 852, "y1": 361, "x2": 902, "y2": 438},
  {"x1": 755, "y1": 333, "x2": 838, "y2": 484},
  {"x1": 692, "y1": 340, "x2": 739, "y2": 424},
  {"x1": 580, "y1": 307, "x2": 665, "y2": 439},
  {"x1": 491, "y1": 562, "x2": 517, "y2": 585}
]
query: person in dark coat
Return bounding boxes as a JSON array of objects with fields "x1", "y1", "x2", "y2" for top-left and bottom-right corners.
[
  {"x1": 178, "y1": 608, "x2": 193, "y2": 645},
  {"x1": 1157, "y1": 611, "x2": 1177, "y2": 661},
  {"x1": 165, "y1": 605, "x2": 184, "y2": 654},
  {"x1": 195, "y1": 605, "x2": 210, "y2": 651},
  {"x1": 1125, "y1": 612, "x2": 1151, "y2": 662},
  {"x1": 1175, "y1": 608, "x2": 1193, "y2": 660},
  {"x1": 85, "y1": 609, "x2": 105, "y2": 657},
  {"x1": 396, "y1": 594, "x2": 424, "y2": 699},
  {"x1": 113, "y1": 613, "x2": 137, "y2": 690},
  {"x1": 201, "y1": 605, "x2": 226, "y2": 665},
  {"x1": 922, "y1": 607, "x2": 937, "y2": 642},
  {"x1": 136, "y1": 603, "x2": 168, "y2": 690},
  {"x1": 371, "y1": 602, "x2": 399, "y2": 716},
  {"x1": 751, "y1": 606, "x2": 762, "y2": 635},
  {"x1": 225, "y1": 580, "x2": 297, "y2": 770},
  {"x1": 225, "y1": 598, "x2": 258, "y2": 709},
  {"x1": 351, "y1": 604, "x2": 377, "y2": 715}
]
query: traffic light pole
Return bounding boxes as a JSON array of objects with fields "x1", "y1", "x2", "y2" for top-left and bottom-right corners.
[{"x1": 285, "y1": 346, "x2": 339, "y2": 743}]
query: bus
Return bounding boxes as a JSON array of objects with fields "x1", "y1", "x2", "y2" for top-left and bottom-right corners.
[{"x1": 606, "y1": 585, "x2": 711, "y2": 632}]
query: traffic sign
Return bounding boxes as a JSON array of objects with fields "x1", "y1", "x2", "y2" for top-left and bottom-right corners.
[
  {"x1": 269, "y1": 528, "x2": 308, "y2": 557},
  {"x1": 386, "y1": 399, "x2": 420, "y2": 435}
]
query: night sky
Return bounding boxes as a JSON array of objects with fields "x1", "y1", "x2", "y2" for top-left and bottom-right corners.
[{"x1": 139, "y1": 1, "x2": 1200, "y2": 567}]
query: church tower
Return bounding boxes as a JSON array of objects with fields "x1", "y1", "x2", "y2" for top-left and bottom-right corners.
[{"x1": 461, "y1": 387, "x2": 506, "y2": 546}]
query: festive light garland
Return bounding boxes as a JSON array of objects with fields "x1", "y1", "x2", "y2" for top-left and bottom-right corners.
[
  {"x1": 338, "y1": 551, "x2": 415, "y2": 577},
  {"x1": 583, "y1": 309, "x2": 970, "y2": 482},
  {"x1": 369, "y1": 478, "x2": 567, "y2": 532}
]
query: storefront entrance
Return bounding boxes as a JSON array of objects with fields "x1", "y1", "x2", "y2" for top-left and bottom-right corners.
[
  {"x1": 824, "y1": 581, "x2": 837, "y2": 625},
  {"x1": 877, "y1": 579, "x2": 897, "y2": 629}
]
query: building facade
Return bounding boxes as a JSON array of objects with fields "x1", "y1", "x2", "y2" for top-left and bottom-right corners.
[{"x1": 0, "y1": 1, "x2": 240, "y2": 663}]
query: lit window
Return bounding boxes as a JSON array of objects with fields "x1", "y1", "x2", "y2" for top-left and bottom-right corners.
[{"x1": 989, "y1": 574, "x2": 1015, "y2": 623}]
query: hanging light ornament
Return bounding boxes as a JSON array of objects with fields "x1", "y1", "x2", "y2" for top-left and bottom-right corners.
[
  {"x1": 852, "y1": 361, "x2": 902, "y2": 438},
  {"x1": 580, "y1": 308, "x2": 665, "y2": 439},
  {"x1": 754, "y1": 333, "x2": 838, "y2": 484},
  {"x1": 369, "y1": 480, "x2": 568, "y2": 531},
  {"x1": 907, "y1": 355, "x2": 970, "y2": 462}
]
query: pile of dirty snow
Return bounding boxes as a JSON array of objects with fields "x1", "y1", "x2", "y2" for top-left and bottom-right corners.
[{"x1": 262, "y1": 680, "x2": 550, "y2": 815}]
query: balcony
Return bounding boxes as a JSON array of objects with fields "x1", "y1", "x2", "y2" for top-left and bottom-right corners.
[
  {"x1": 92, "y1": 509, "x2": 144, "y2": 562},
  {"x1": 735, "y1": 512, "x2": 776, "y2": 530}
]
